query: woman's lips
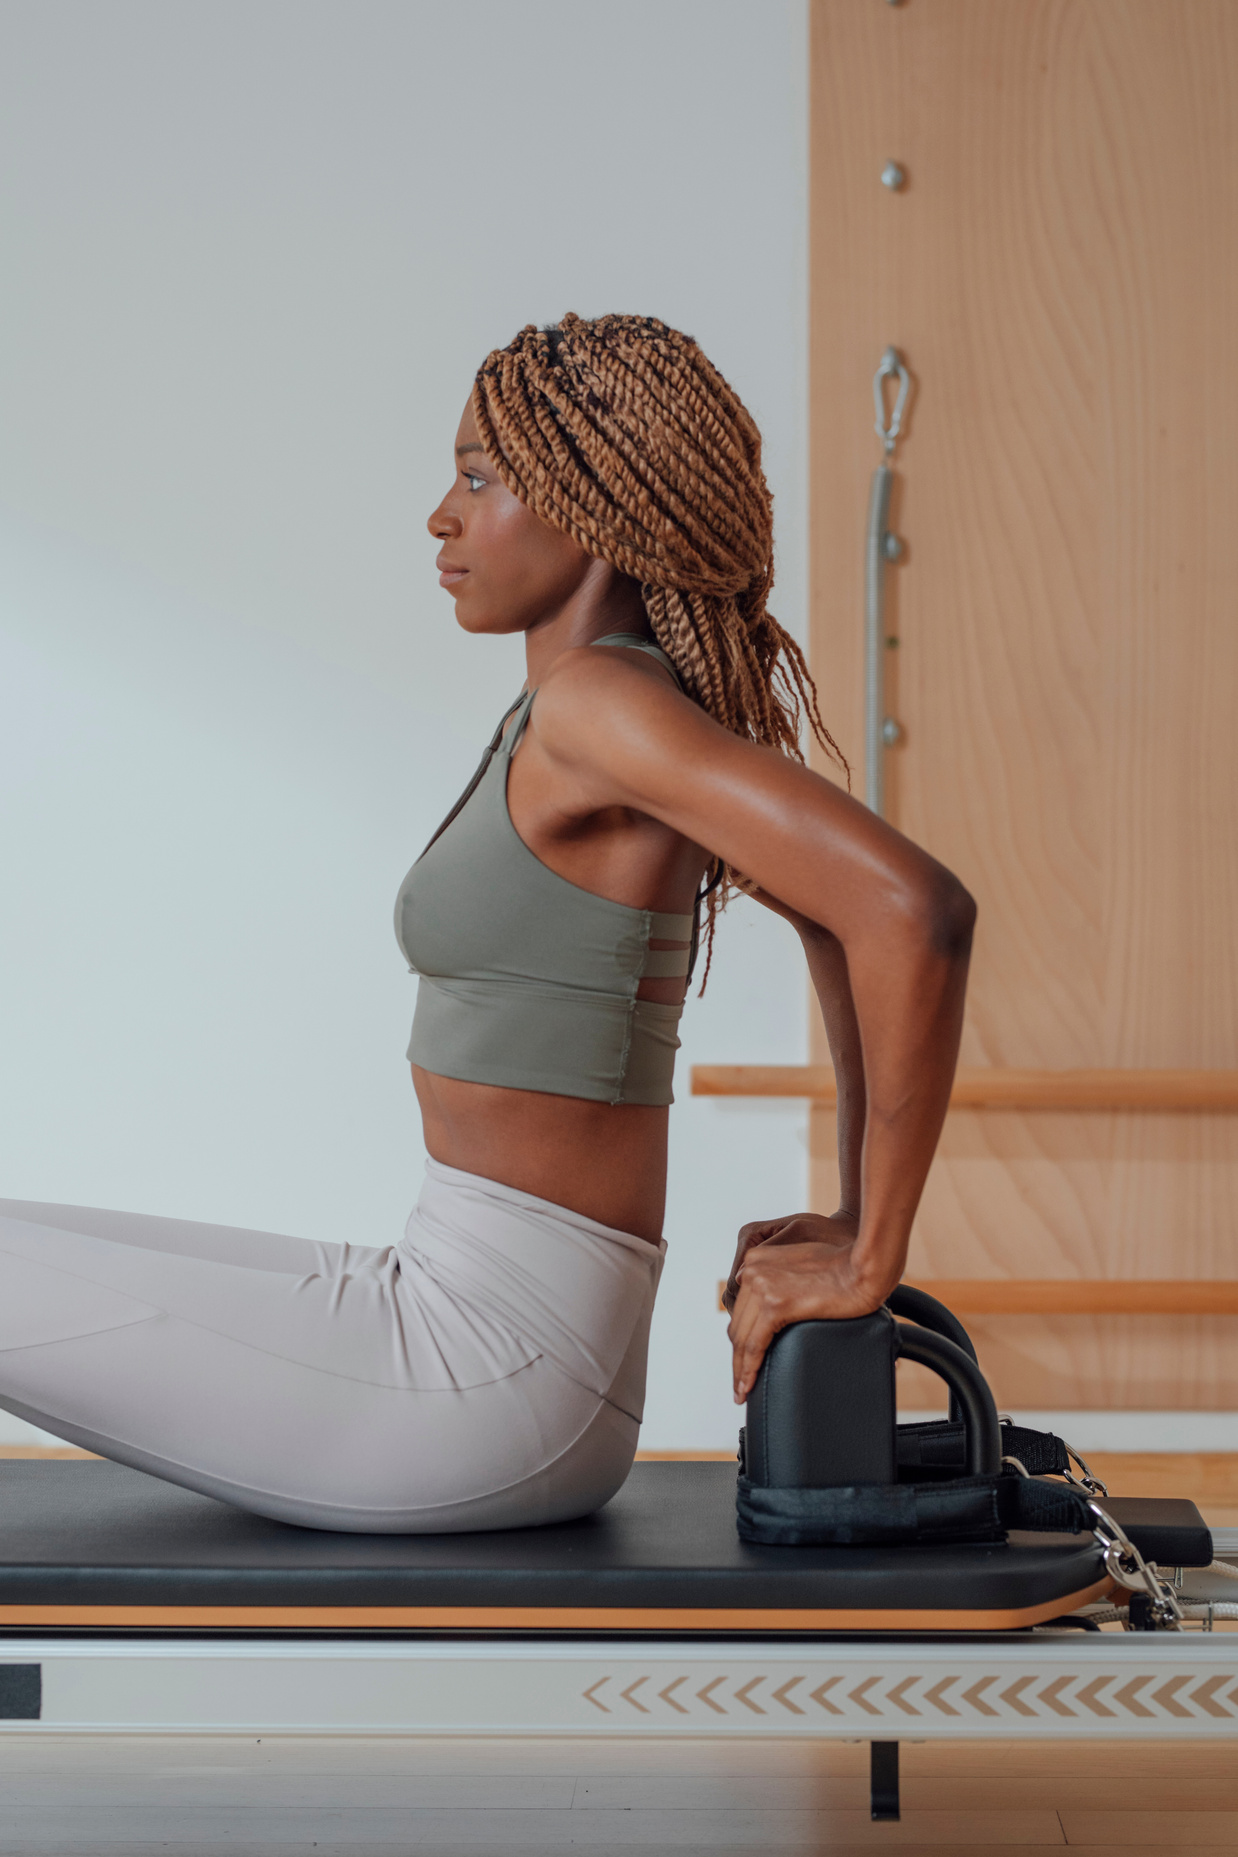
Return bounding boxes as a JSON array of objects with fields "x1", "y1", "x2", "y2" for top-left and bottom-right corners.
[{"x1": 436, "y1": 560, "x2": 468, "y2": 588}]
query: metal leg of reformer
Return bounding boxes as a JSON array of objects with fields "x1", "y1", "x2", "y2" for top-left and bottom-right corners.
[{"x1": 870, "y1": 1739, "x2": 899, "y2": 1820}]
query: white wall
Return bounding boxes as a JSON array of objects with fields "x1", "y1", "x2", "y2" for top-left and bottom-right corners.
[{"x1": 0, "y1": 0, "x2": 811, "y2": 1451}]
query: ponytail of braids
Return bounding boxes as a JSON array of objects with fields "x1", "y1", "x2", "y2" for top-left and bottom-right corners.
[{"x1": 472, "y1": 312, "x2": 848, "y2": 985}]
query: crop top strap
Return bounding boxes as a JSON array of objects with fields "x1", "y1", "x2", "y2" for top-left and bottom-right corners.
[
  {"x1": 590, "y1": 633, "x2": 683, "y2": 688},
  {"x1": 505, "y1": 637, "x2": 678, "y2": 760},
  {"x1": 640, "y1": 907, "x2": 695, "y2": 980},
  {"x1": 416, "y1": 691, "x2": 527, "y2": 863},
  {"x1": 501, "y1": 687, "x2": 537, "y2": 758}
]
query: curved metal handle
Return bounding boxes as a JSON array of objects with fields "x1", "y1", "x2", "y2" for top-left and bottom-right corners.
[
  {"x1": 886, "y1": 1284, "x2": 978, "y2": 1363},
  {"x1": 895, "y1": 1323, "x2": 1002, "y2": 1477},
  {"x1": 887, "y1": 1283, "x2": 978, "y2": 1428}
]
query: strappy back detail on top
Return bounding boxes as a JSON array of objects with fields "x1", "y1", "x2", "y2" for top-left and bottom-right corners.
[{"x1": 393, "y1": 635, "x2": 695, "y2": 1106}]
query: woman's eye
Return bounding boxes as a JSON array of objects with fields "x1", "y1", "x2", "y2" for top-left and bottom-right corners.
[{"x1": 464, "y1": 471, "x2": 485, "y2": 492}]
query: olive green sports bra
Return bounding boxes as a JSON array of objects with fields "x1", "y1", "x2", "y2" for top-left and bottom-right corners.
[{"x1": 393, "y1": 636, "x2": 696, "y2": 1106}]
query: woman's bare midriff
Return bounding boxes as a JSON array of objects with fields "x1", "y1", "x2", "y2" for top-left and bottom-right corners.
[{"x1": 412, "y1": 1065, "x2": 668, "y2": 1243}]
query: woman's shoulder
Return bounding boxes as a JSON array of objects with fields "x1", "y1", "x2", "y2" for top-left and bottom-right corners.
[
  {"x1": 541, "y1": 639, "x2": 682, "y2": 705},
  {"x1": 533, "y1": 642, "x2": 692, "y2": 756}
]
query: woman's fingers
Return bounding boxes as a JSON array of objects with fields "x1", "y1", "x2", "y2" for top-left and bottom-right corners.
[
  {"x1": 726, "y1": 1240, "x2": 884, "y2": 1404},
  {"x1": 727, "y1": 1280, "x2": 782, "y2": 1404},
  {"x1": 722, "y1": 1219, "x2": 783, "y2": 1311},
  {"x1": 727, "y1": 1250, "x2": 814, "y2": 1403}
]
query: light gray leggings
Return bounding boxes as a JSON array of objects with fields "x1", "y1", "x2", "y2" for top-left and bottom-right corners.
[{"x1": 0, "y1": 1159, "x2": 664, "y2": 1532}]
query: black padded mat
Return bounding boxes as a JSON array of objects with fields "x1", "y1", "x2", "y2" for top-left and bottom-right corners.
[{"x1": 0, "y1": 1459, "x2": 1112, "y2": 1615}]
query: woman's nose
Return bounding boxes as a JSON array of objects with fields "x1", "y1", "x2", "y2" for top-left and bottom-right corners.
[{"x1": 427, "y1": 498, "x2": 462, "y2": 540}]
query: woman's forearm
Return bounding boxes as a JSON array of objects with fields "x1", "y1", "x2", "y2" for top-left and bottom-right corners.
[
  {"x1": 798, "y1": 926, "x2": 865, "y2": 1215},
  {"x1": 842, "y1": 875, "x2": 975, "y2": 1298}
]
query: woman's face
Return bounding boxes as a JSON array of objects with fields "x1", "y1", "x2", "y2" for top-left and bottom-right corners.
[{"x1": 427, "y1": 398, "x2": 596, "y2": 634}]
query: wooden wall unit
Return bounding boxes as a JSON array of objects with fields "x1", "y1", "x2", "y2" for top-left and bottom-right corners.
[{"x1": 808, "y1": 1, "x2": 1238, "y2": 1409}]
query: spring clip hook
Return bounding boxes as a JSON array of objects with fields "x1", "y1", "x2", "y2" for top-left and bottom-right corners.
[{"x1": 1087, "y1": 1499, "x2": 1184, "y2": 1630}]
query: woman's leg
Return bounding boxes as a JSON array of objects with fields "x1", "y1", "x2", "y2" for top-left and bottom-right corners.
[
  {"x1": 0, "y1": 1197, "x2": 357, "y2": 1273},
  {"x1": 0, "y1": 1203, "x2": 631, "y2": 1531}
]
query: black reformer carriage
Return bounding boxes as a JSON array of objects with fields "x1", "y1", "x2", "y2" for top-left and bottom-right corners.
[{"x1": 0, "y1": 1288, "x2": 1231, "y2": 1819}]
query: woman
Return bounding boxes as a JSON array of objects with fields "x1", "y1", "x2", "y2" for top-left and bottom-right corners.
[{"x1": 0, "y1": 314, "x2": 973, "y2": 1532}]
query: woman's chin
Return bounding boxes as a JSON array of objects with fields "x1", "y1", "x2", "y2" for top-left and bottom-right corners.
[{"x1": 454, "y1": 603, "x2": 527, "y2": 638}]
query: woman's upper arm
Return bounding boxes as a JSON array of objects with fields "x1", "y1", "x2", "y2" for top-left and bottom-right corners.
[{"x1": 533, "y1": 651, "x2": 969, "y2": 945}]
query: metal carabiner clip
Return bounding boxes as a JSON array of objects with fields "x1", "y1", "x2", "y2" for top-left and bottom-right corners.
[
  {"x1": 873, "y1": 346, "x2": 911, "y2": 456},
  {"x1": 1086, "y1": 1498, "x2": 1185, "y2": 1629},
  {"x1": 1063, "y1": 1440, "x2": 1109, "y2": 1498}
]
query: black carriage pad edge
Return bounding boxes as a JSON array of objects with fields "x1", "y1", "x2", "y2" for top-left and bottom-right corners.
[{"x1": 0, "y1": 1459, "x2": 1206, "y2": 1626}]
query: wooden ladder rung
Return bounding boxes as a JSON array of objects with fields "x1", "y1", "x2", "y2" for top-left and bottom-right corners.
[
  {"x1": 715, "y1": 1280, "x2": 1238, "y2": 1315},
  {"x1": 691, "y1": 1066, "x2": 1238, "y2": 1111},
  {"x1": 906, "y1": 1281, "x2": 1238, "y2": 1315}
]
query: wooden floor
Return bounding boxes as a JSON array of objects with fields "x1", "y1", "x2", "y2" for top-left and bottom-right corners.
[{"x1": 1, "y1": 1733, "x2": 1236, "y2": 1852}]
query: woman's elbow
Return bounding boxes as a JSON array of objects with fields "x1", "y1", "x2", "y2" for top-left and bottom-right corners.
[
  {"x1": 925, "y1": 871, "x2": 976, "y2": 962},
  {"x1": 890, "y1": 866, "x2": 975, "y2": 964}
]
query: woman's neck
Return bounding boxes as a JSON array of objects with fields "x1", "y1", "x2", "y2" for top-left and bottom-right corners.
[{"x1": 522, "y1": 563, "x2": 648, "y2": 688}]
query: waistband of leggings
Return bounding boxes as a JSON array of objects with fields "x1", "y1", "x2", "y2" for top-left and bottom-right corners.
[{"x1": 421, "y1": 1157, "x2": 666, "y2": 1262}]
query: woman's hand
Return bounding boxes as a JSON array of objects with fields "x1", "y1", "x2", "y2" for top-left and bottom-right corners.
[
  {"x1": 722, "y1": 1210, "x2": 859, "y2": 1314},
  {"x1": 724, "y1": 1211, "x2": 889, "y2": 1405}
]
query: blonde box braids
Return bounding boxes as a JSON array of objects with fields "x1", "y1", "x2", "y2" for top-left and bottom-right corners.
[{"x1": 472, "y1": 312, "x2": 847, "y2": 981}]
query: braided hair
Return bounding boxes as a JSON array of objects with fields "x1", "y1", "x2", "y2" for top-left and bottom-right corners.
[{"x1": 472, "y1": 312, "x2": 847, "y2": 983}]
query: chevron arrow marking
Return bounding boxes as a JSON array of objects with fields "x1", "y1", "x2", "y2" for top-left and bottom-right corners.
[
  {"x1": 810, "y1": 1677, "x2": 843, "y2": 1715},
  {"x1": 1039, "y1": 1676, "x2": 1076, "y2": 1718},
  {"x1": 772, "y1": 1677, "x2": 805, "y2": 1715},
  {"x1": 961, "y1": 1676, "x2": 999, "y2": 1717},
  {"x1": 658, "y1": 1676, "x2": 689, "y2": 1715},
  {"x1": 583, "y1": 1677, "x2": 611, "y2": 1713},
  {"x1": 999, "y1": 1676, "x2": 1037, "y2": 1717},
  {"x1": 1191, "y1": 1675, "x2": 1237, "y2": 1719},
  {"x1": 1113, "y1": 1675, "x2": 1155, "y2": 1718},
  {"x1": 1076, "y1": 1676, "x2": 1116, "y2": 1719},
  {"x1": 887, "y1": 1676, "x2": 921, "y2": 1716},
  {"x1": 1152, "y1": 1675, "x2": 1193, "y2": 1719},
  {"x1": 924, "y1": 1677, "x2": 960, "y2": 1717},
  {"x1": 697, "y1": 1676, "x2": 729, "y2": 1715},
  {"x1": 849, "y1": 1675, "x2": 883, "y2": 1716},
  {"x1": 735, "y1": 1677, "x2": 767, "y2": 1715},
  {"x1": 621, "y1": 1676, "x2": 650, "y2": 1714}
]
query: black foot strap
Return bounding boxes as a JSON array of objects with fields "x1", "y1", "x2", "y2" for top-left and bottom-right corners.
[{"x1": 736, "y1": 1470, "x2": 1097, "y2": 1547}]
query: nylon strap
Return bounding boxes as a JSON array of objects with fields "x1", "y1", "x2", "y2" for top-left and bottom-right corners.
[
  {"x1": 736, "y1": 1472, "x2": 1095, "y2": 1549},
  {"x1": 897, "y1": 1418, "x2": 1071, "y2": 1479}
]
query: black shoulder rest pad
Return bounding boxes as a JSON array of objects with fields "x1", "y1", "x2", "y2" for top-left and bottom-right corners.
[{"x1": 1102, "y1": 1498, "x2": 1213, "y2": 1571}]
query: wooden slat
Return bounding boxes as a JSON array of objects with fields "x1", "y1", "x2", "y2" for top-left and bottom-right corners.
[
  {"x1": 908, "y1": 1280, "x2": 1238, "y2": 1315},
  {"x1": 691, "y1": 1066, "x2": 1238, "y2": 1110},
  {"x1": 713, "y1": 1277, "x2": 1238, "y2": 1315}
]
